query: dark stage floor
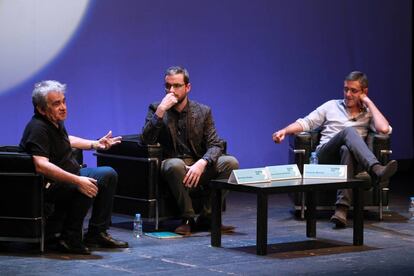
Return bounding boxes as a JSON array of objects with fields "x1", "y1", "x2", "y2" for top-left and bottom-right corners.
[{"x1": 1, "y1": 172, "x2": 414, "y2": 275}]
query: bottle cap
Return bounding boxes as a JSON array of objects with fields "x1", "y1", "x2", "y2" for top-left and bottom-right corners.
[{"x1": 135, "y1": 213, "x2": 141, "y2": 219}]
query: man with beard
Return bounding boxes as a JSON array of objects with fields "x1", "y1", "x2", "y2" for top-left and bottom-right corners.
[
  {"x1": 272, "y1": 71, "x2": 397, "y2": 228},
  {"x1": 141, "y1": 66, "x2": 239, "y2": 236}
]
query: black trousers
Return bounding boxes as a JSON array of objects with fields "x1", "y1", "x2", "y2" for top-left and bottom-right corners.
[{"x1": 45, "y1": 181, "x2": 91, "y2": 242}]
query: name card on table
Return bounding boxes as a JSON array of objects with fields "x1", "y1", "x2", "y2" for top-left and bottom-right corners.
[
  {"x1": 267, "y1": 164, "x2": 302, "y2": 181},
  {"x1": 229, "y1": 164, "x2": 302, "y2": 184},
  {"x1": 303, "y1": 164, "x2": 347, "y2": 179},
  {"x1": 229, "y1": 168, "x2": 270, "y2": 184}
]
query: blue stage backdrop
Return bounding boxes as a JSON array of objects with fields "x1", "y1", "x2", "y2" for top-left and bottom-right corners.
[{"x1": 0, "y1": 0, "x2": 412, "y2": 168}]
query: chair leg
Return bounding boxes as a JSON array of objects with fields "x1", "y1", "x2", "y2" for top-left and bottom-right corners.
[
  {"x1": 379, "y1": 188, "x2": 383, "y2": 221},
  {"x1": 155, "y1": 199, "x2": 159, "y2": 230},
  {"x1": 301, "y1": 192, "x2": 305, "y2": 219},
  {"x1": 40, "y1": 216, "x2": 45, "y2": 253}
]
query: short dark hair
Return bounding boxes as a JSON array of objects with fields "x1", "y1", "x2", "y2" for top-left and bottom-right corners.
[
  {"x1": 345, "y1": 71, "x2": 368, "y2": 89},
  {"x1": 165, "y1": 66, "x2": 190, "y2": 84}
]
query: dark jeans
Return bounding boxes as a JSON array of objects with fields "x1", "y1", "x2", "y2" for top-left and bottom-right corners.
[
  {"x1": 161, "y1": 155, "x2": 239, "y2": 219},
  {"x1": 80, "y1": 166, "x2": 118, "y2": 234},
  {"x1": 45, "y1": 166, "x2": 117, "y2": 241},
  {"x1": 317, "y1": 127, "x2": 379, "y2": 207}
]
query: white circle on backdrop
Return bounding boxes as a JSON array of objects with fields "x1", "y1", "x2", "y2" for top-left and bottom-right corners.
[{"x1": 0, "y1": 0, "x2": 90, "y2": 94}]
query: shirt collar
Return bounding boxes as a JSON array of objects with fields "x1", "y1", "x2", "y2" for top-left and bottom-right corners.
[
  {"x1": 339, "y1": 99, "x2": 367, "y2": 113},
  {"x1": 34, "y1": 112, "x2": 64, "y2": 130}
]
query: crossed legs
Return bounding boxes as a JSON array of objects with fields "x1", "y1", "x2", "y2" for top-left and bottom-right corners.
[{"x1": 317, "y1": 127, "x2": 381, "y2": 227}]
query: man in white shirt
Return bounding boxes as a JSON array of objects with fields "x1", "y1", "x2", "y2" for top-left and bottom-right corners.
[{"x1": 272, "y1": 71, "x2": 397, "y2": 228}]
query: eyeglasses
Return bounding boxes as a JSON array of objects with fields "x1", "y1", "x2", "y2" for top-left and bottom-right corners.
[
  {"x1": 165, "y1": 83, "x2": 185, "y2": 90},
  {"x1": 343, "y1": 87, "x2": 363, "y2": 94}
]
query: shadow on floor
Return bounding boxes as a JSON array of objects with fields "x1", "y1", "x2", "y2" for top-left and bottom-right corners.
[{"x1": 230, "y1": 239, "x2": 379, "y2": 259}]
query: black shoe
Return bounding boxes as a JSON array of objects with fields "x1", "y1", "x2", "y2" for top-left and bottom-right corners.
[
  {"x1": 45, "y1": 233, "x2": 61, "y2": 247},
  {"x1": 174, "y1": 218, "x2": 195, "y2": 236},
  {"x1": 195, "y1": 215, "x2": 235, "y2": 233},
  {"x1": 56, "y1": 239, "x2": 91, "y2": 255},
  {"x1": 371, "y1": 160, "x2": 398, "y2": 185},
  {"x1": 84, "y1": 232, "x2": 129, "y2": 248}
]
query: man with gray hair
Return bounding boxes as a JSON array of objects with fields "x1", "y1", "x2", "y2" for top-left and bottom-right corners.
[
  {"x1": 272, "y1": 71, "x2": 397, "y2": 228},
  {"x1": 20, "y1": 80, "x2": 128, "y2": 254}
]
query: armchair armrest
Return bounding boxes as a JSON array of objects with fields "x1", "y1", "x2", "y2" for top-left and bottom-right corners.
[
  {"x1": 0, "y1": 147, "x2": 35, "y2": 174},
  {"x1": 366, "y1": 133, "x2": 391, "y2": 165},
  {"x1": 98, "y1": 134, "x2": 162, "y2": 160},
  {"x1": 0, "y1": 147, "x2": 44, "y2": 219},
  {"x1": 95, "y1": 134, "x2": 163, "y2": 204},
  {"x1": 288, "y1": 132, "x2": 317, "y2": 173}
]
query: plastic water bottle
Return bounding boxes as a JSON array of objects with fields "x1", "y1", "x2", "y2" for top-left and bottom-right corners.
[
  {"x1": 133, "y1": 213, "x2": 143, "y2": 238},
  {"x1": 409, "y1": 197, "x2": 414, "y2": 221},
  {"x1": 309, "y1": 151, "x2": 318, "y2": 164}
]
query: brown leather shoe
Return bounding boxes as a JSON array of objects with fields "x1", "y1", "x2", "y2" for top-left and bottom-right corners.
[
  {"x1": 219, "y1": 224, "x2": 236, "y2": 233},
  {"x1": 371, "y1": 160, "x2": 398, "y2": 185},
  {"x1": 84, "y1": 231, "x2": 129, "y2": 248},
  {"x1": 195, "y1": 215, "x2": 235, "y2": 233},
  {"x1": 174, "y1": 218, "x2": 195, "y2": 236},
  {"x1": 56, "y1": 239, "x2": 91, "y2": 255},
  {"x1": 330, "y1": 205, "x2": 348, "y2": 228}
]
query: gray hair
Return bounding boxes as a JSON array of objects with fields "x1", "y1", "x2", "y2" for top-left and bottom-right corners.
[
  {"x1": 165, "y1": 66, "x2": 190, "y2": 84},
  {"x1": 345, "y1": 71, "x2": 368, "y2": 89},
  {"x1": 32, "y1": 80, "x2": 66, "y2": 110}
]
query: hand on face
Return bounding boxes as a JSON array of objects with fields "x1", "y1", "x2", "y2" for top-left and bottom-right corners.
[
  {"x1": 161, "y1": 73, "x2": 190, "y2": 111},
  {"x1": 344, "y1": 80, "x2": 368, "y2": 109},
  {"x1": 159, "y1": 92, "x2": 178, "y2": 111},
  {"x1": 359, "y1": 92, "x2": 371, "y2": 106}
]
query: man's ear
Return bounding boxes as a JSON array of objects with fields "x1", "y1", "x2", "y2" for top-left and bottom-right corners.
[
  {"x1": 185, "y1": 83, "x2": 191, "y2": 93},
  {"x1": 363, "y1": 87, "x2": 368, "y2": 96},
  {"x1": 36, "y1": 106, "x2": 46, "y2": 116}
]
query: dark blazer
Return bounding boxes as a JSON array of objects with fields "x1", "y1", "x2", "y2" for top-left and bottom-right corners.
[{"x1": 141, "y1": 100, "x2": 224, "y2": 165}]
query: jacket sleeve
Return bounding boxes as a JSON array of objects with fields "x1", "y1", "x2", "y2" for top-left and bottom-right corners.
[
  {"x1": 141, "y1": 103, "x2": 163, "y2": 145},
  {"x1": 201, "y1": 108, "x2": 224, "y2": 165}
]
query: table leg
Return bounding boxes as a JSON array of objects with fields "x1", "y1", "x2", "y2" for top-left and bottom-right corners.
[
  {"x1": 353, "y1": 186, "x2": 364, "y2": 245},
  {"x1": 257, "y1": 192, "x2": 268, "y2": 255},
  {"x1": 306, "y1": 191, "x2": 316, "y2": 238},
  {"x1": 211, "y1": 188, "x2": 222, "y2": 247}
]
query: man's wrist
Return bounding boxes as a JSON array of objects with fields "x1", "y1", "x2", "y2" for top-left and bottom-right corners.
[
  {"x1": 155, "y1": 106, "x2": 166, "y2": 118},
  {"x1": 90, "y1": 141, "x2": 97, "y2": 150},
  {"x1": 201, "y1": 157, "x2": 210, "y2": 166}
]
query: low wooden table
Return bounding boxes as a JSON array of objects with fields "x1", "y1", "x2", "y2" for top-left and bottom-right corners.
[{"x1": 210, "y1": 178, "x2": 369, "y2": 255}]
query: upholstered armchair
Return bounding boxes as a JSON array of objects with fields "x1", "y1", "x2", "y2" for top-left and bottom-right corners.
[
  {"x1": 0, "y1": 146, "x2": 84, "y2": 252},
  {"x1": 288, "y1": 131, "x2": 392, "y2": 220},
  {"x1": 95, "y1": 134, "x2": 227, "y2": 230},
  {"x1": 0, "y1": 146, "x2": 45, "y2": 252}
]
